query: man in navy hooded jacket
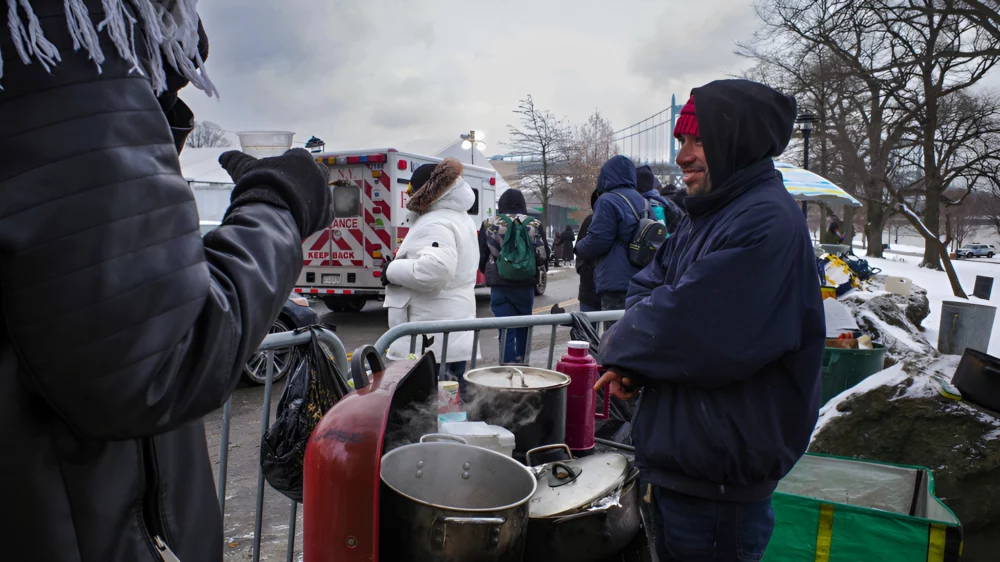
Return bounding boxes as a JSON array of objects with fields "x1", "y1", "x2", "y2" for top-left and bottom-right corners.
[
  {"x1": 596, "y1": 80, "x2": 825, "y2": 561},
  {"x1": 574, "y1": 156, "x2": 649, "y2": 313}
]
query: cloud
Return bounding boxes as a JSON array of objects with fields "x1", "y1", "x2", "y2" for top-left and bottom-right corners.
[
  {"x1": 628, "y1": 1, "x2": 758, "y2": 92},
  {"x1": 185, "y1": 0, "x2": 759, "y2": 156}
]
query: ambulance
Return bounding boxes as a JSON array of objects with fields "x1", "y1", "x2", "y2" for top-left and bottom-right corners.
[{"x1": 295, "y1": 149, "x2": 505, "y2": 312}]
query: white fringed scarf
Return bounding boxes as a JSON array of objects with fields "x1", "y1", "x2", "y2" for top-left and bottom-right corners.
[{"x1": 3, "y1": 0, "x2": 216, "y2": 96}]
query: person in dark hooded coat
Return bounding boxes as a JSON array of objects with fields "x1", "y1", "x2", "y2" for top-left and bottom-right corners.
[
  {"x1": 823, "y1": 221, "x2": 845, "y2": 245},
  {"x1": 595, "y1": 81, "x2": 825, "y2": 562},
  {"x1": 574, "y1": 155, "x2": 648, "y2": 313},
  {"x1": 560, "y1": 224, "x2": 575, "y2": 266},
  {"x1": 636, "y1": 164, "x2": 684, "y2": 232},
  {"x1": 575, "y1": 189, "x2": 601, "y2": 315}
]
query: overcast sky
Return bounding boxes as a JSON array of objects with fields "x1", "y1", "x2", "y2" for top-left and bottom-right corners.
[{"x1": 186, "y1": 0, "x2": 762, "y2": 156}]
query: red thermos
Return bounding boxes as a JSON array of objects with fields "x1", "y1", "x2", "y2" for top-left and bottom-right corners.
[{"x1": 557, "y1": 341, "x2": 610, "y2": 453}]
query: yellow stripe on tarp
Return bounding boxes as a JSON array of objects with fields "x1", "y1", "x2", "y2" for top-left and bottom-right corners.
[
  {"x1": 927, "y1": 524, "x2": 947, "y2": 562},
  {"x1": 815, "y1": 503, "x2": 834, "y2": 562}
]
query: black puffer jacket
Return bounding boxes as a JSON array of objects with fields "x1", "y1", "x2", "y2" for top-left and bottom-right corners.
[{"x1": 0, "y1": 4, "x2": 300, "y2": 561}]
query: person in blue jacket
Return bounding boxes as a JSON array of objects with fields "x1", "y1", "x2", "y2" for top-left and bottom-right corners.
[
  {"x1": 636, "y1": 164, "x2": 683, "y2": 232},
  {"x1": 595, "y1": 81, "x2": 825, "y2": 562},
  {"x1": 574, "y1": 155, "x2": 649, "y2": 313}
]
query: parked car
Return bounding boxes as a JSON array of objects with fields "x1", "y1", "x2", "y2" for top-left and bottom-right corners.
[
  {"x1": 956, "y1": 244, "x2": 995, "y2": 259},
  {"x1": 200, "y1": 221, "x2": 319, "y2": 385}
]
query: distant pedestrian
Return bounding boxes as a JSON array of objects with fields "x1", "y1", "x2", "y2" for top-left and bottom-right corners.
[
  {"x1": 560, "y1": 224, "x2": 576, "y2": 267},
  {"x1": 553, "y1": 230, "x2": 564, "y2": 267},
  {"x1": 383, "y1": 158, "x2": 481, "y2": 394},
  {"x1": 823, "y1": 221, "x2": 845, "y2": 245},
  {"x1": 636, "y1": 164, "x2": 684, "y2": 233},
  {"x1": 661, "y1": 182, "x2": 688, "y2": 207},
  {"x1": 575, "y1": 189, "x2": 602, "y2": 319},
  {"x1": 574, "y1": 155, "x2": 648, "y2": 315},
  {"x1": 479, "y1": 190, "x2": 548, "y2": 363}
]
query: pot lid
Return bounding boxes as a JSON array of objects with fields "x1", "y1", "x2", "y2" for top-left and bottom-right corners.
[
  {"x1": 528, "y1": 453, "x2": 629, "y2": 517},
  {"x1": 464, "y1": 366, "x2": 571, "y2": 390}
]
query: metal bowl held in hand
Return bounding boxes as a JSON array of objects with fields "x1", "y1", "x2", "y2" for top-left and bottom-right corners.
[
  {"x1": 464, "y1": 366, "x2": 570, "y2": 461},
  {"x1": 379, "y1": 435, "x2": 537, "y2": 562},
  {"x1": 523, "y1": 445, "x2": 641, "y2": 562}
]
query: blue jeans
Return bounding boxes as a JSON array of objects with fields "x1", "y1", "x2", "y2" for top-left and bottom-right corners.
[
  {"x1": 653, "y1": 487, "x2": 775, "y2": 562},
  {"x1": 490, "y1": 286, "x2": 534, "y2": 364}
]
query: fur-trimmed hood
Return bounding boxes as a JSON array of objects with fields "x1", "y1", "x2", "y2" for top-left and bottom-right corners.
[{"x1": 407, "y1": 158, "x2": 466, "y2": 214}]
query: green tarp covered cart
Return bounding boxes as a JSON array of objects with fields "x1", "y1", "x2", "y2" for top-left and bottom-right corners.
[{"x1": 764, "y1": 454, "x2": 962, "y2": 562}]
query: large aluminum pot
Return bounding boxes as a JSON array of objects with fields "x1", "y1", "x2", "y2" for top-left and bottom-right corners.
[
  {"x1": 464, "y1": 366, "x2": 570, "y2": 462},
  {"x1": 523, "y1": 445, "x2": 642, "y2": 562},
  {"x1": 379, "y1": 434, "x2": 537, "y2": 562}
]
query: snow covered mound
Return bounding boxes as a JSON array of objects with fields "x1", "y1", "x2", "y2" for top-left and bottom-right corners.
[
  {"x1": 810, "y1": 358, "x2": 1000, "y2": 561},
  {"x1": 838, "y1": 276, "x2": 934, "y2": 366}
]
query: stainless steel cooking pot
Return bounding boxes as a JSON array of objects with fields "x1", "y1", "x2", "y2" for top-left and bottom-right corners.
[
  {"x1": 464, "y1": 366, "x2": 571, "y2": 462},
  {"x1": 379, "y1": 434, "x2": 537, "y2": 562},
  {"x1": 523, "y1": 445, "x2": 641, "y2": 562}
]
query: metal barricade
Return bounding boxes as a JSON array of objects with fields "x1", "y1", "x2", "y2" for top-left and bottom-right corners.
[
  {"x1": 215, "y1": 328, "x2": 349, "y2": 562},
  {"x1": 372, "y1": 310, "x2": 625, "y2": 373}
]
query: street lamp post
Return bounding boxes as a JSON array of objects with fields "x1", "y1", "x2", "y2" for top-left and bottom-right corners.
[
  {"x1": 795, "y1": 112, "x2": 818, "y2": 217},
  {"x1": 460, "y1": 130, "x2": 486, "y2": 165}
]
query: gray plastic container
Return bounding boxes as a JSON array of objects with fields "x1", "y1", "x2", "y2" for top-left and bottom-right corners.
[{"x1": 938, "y1": 300, "x2": 997, "y2": 355}]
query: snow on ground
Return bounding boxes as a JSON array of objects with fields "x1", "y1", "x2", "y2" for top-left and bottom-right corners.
[
  {"x1": 850, "y1": 250, "x2": 1000, "y2": 355},
  {"x1": 811, "y1": 364, "x2": 908, "y2": 441}
]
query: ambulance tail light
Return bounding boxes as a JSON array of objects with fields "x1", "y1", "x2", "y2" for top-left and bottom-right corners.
[{"x1": 490, "y1": 177, "x2": 497, "y2": 186}]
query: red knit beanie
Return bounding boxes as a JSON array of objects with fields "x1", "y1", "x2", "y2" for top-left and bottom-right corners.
[{"x1": 673, "y1": 95, "x2": 699, "y2": 139}]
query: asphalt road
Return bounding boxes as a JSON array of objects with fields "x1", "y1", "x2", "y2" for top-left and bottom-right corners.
[{"x1": 205, "y1": 266, "x2": 584, "y2": 561}]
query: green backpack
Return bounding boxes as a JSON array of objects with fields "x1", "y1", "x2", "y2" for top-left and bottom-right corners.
[{"x1": 496, "y1": 215, "x2": 537, "y2": 281}]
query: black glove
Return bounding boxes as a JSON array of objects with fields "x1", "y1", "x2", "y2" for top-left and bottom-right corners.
[
  {"x1": 381, "y1": 256, "x2": 394, "y2": 287},
  {"x1": 220, "y1": 149, "x2": 333, "y2": 239}
]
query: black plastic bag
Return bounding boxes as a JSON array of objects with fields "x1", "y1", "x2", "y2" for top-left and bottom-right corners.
[{"x1": 260, "y1": 327, "x2": 349, "y2": 502}]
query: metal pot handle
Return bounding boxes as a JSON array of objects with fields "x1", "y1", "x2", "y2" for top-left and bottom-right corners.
[
  {"x1": 433, "y1": 516, "x2": 505, "y2": 551},
  {"x1": 505, "y1": 366, "x2": 529, "y2": 388},
  {"x1": 420, "y1": 434, "x2": 469, "y2": 444},
  {"x1": 439, "y1": 516, "x2": 505, "y2": 525},
  {"x1": 525, "y1": 444, "x2": 573, "y2": 467}
]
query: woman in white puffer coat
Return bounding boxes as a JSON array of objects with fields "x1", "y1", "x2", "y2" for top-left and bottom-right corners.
[{"x1": 383, "y1": 158, "x2": 481, "y2": 393}]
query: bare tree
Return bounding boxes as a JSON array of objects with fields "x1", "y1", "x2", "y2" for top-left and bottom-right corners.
[
  {"x1": 186, "y1": 121, "x2": 233, "y2": 149},
  {"x1": 506, "y1": 96, "x2": 571, "y2": 232},
  {"x1": 877, "y1": 0, "x2": 1000, "y2": 267},
  {"x1": 741, "y1": 0, "x2": 916, "y2": 258},
  {"x1": 564, "y1": 110, "x2": 617, "y2": 214},
  {"x1": 944, "y1": 200, "x2": 979, "y2": 251}
]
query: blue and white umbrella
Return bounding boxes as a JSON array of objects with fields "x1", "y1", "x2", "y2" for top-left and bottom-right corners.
[{"x1": 775, "y1": 162, "x2": 862, "y2": 207}]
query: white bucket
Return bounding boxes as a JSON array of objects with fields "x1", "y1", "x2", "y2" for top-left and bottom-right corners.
[
  {"x1": 237, "y1": 131, "x2": 294, "y2": 158},
  {"x1": 885, "y1": 276, "x2": 913, "y2": 296},
  {"x1": 438, "y1": 421, "x2": 516, "y2": 457}
]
